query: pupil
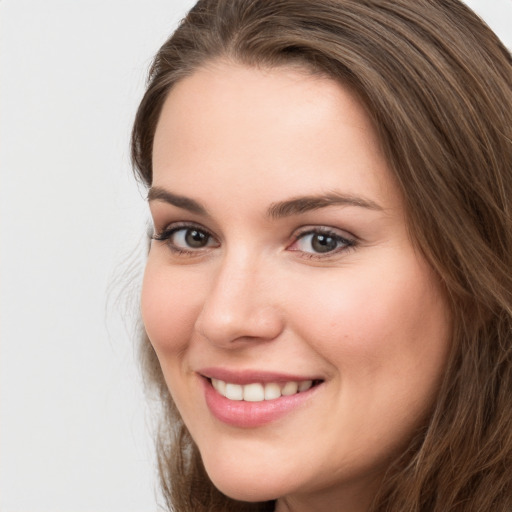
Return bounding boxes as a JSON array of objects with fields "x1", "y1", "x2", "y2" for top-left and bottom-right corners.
[
  {"x1": 312, "y1": 234, "x2": 337, "y2": 253},
  {"x1": 185, "y1": 229, "x2": 208, "y2": 248}
]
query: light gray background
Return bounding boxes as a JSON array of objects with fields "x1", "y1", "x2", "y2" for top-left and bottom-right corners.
[{"x1": 0, "y1": 1, "x2": 510, "y2": 511}]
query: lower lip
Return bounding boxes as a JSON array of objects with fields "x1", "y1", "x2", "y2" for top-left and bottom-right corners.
[{"x1": 202, "y1": 378, "x2": 320, "y2": 428}]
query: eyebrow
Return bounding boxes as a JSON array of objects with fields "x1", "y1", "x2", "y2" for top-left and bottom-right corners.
[
  {"x1": 147, "y1": 186, "x2": 382, "y2": 218},
  {"x1": 267, "y1": 192, "x2": 382, "y2": 218},
  {"x1": 147, "y1": 187, "x2": 208, "y2": 215}
]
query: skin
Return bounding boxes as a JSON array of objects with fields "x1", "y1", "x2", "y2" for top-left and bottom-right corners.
[{"x1": 142, "y1": 61, "x2": 452, "y2": 512}]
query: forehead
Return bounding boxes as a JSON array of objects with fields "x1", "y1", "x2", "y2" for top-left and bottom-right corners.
[{"x1": 152, "y1": 61, "x2": 400, "y2": 212}]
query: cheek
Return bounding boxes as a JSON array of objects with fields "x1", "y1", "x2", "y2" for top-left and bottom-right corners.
[
  {"x1": 289, "y1": 254, "x2": 451, "y2": 395},
  {"x1": 140, "y1": 258, "x2": 200, "y2": 357},
  {"x1": 288, "y1": 257, "x2": 451, "y2": 464}
]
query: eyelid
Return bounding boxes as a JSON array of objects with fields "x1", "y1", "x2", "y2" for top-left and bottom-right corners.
[
  {"x1": 293, "y1": 225, "x2": 356, "y2": 239},
  {"x1": 152, "y1": 221, "x2": 214, "y2": 239}
]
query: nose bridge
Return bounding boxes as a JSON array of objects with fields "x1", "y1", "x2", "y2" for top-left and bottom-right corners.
[{"x1": 195, "y1": 247, "x2": 283, "y2": 346}]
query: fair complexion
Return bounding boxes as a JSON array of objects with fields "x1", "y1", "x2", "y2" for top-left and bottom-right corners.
[{"x1": 142, "y1": 61, "x2": 451, "y2": 512}]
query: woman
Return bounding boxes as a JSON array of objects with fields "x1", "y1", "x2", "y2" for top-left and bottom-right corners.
[{"x1": 131, "y1": 0, "x2": 512, "y2": 510}]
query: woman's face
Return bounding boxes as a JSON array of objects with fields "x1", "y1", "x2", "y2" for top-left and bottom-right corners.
[{"x1": 143, "y1": 62, "x2": 451, "y2": 511}]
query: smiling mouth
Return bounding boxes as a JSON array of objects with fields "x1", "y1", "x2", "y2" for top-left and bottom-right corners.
[{"x1": 209, "y1": 378, "x2": 323, "y2": 402}]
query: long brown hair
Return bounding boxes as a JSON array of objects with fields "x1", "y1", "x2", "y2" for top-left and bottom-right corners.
[{"x1": 131, "y1": 1, "x2": 512, "y2": 510}]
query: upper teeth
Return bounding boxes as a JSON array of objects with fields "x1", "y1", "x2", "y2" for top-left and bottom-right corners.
[{"x1": 211, "y1": 379, "x2": 313, "y2": 402}]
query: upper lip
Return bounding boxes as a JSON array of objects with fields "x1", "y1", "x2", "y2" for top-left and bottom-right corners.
[{"x1": 198, "y1": 367, "x2": 323, "y2": 385}]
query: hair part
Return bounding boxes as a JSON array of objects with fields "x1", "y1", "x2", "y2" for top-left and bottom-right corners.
[{"x1": 132, "y1": 1, "x2": 512, "y2": 510}]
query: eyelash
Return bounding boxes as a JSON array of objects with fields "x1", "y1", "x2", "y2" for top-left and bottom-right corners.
[{"x1": 151, "y1": 223, "x2": 357, "y2": 259}]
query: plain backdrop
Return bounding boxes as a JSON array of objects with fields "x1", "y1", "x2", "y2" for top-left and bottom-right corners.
[{"x1": 0, "y1": 1, "x2": 510, "y2": 511}]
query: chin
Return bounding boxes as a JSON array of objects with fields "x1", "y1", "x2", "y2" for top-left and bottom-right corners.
[
  {"x1": 201, "y1": 456, "x2": 289, "y2": 503},
  {"x1": 209, "y1": 475, "x2": 281, "y2": 503}
]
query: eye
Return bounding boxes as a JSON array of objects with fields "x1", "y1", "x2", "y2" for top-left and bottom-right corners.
[
  {"x1": 152, "y1": 224, "x2": 219, "y2": 253},
  {"x1": 288, "y1": 228, "x2": 355, "y2": 256},
  {"x1": 173, "y1": 227, "x2": 212, "y2": 249}
]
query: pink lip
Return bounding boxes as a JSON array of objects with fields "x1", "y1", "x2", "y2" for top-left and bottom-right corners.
[{"x1": 199, "y1": 369, "x2": 322, "y2": 428}]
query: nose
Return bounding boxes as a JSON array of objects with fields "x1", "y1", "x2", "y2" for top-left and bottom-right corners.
[{"x1": 194, "y1": 251, "x2": 284, "y2": 347}]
